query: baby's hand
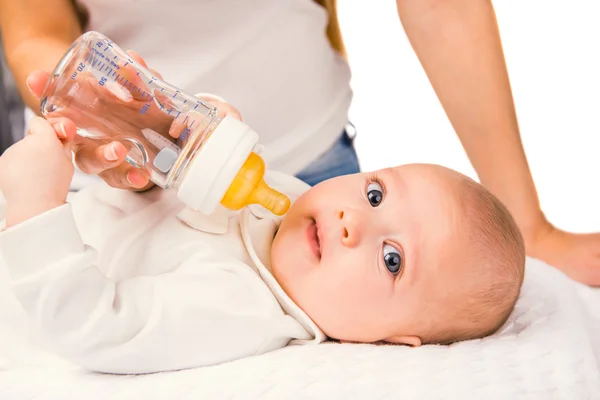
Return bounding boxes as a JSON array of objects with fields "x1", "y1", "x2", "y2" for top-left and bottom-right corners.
[{"x1": 0, "y1": 117, "x2": 77, "y2": 228}]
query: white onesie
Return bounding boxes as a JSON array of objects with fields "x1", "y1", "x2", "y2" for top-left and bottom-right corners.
[{"x1": 0, "y1": 172, "x2": 325, "y2": 374}]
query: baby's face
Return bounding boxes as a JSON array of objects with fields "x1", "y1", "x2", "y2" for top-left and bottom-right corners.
[{"x1": 271, "y1": 164, "x2": 472, "y2": 345}]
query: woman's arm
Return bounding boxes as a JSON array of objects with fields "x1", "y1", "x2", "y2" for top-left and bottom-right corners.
[
  {"x1": 395, "y1": 0, "x2": 600, "y2": 285},
  {"x1": 0, "y1": 0, "x2": 82, "y2": 112}
]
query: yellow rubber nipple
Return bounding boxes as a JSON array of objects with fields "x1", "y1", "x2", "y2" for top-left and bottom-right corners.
[{"x1": 220, "y1": 152, "x2": 291, "y2": 216}]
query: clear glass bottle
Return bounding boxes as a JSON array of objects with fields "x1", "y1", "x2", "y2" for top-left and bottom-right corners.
[{"x1": 40, "y1": 31, "x2": 290, "y2": 215}]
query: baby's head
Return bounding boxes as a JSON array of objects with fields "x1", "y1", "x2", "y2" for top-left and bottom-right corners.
[{"x1": 271, "y1": 164, "x2": 525, "y2": 346}]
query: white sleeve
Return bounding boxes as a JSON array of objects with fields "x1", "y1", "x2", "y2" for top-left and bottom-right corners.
[{"x1": 0, "y1": 204, "x2": 285, "y2": 374}]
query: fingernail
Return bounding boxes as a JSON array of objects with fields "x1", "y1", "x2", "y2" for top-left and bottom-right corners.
[
  {"x1": 106, "y1": 81, "x2": 133, "y2": 102},
  {"x1": 127, "y1": 170, "x2": 140, "y2": 185},
  {"x1": 127, "y1": 169, "x2": 148, "y2": 188},
  {"x1": 26, "y1": 78, "x2": 34, "y2": 95},
  {"x1": 127, "y1": 170, "x2": 141, "y2": 188},
  {"x1": 56, "y1": 122, "x2": 67, "y2": 139},
  {"x1": 104, "y1": 144, "x2": 118, "y2": 161}
]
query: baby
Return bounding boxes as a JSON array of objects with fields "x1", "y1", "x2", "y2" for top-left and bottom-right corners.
[{"x1": 0, "y1": 117, "x2": 525, "y2": 374}]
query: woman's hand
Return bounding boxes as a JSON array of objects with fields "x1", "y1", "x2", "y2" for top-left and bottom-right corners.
[
  {"x1": 27, "y1": 50, "x2": 243, "y2": 191},
  {"x1": 525, "y1": 219, "x2": 600, "y2": 286},
  {"x1": 26, "y1": 50, "x2": 156, "y2": 190}
]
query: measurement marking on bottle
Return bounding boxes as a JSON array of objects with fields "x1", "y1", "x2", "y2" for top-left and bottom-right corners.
[
  {"x1": 175, "y1": 111, "x2": 181, "y2": 118},
  {"x1": 136, "y1": 72, "x2": 140, "y2": 76},
  {"x1": 113, "y1": 56, "x2": 117, "y2": 60},
  {"x1": 115, "y1": 74, "x2": 120, "y2": 82},
  {"x1": 92, "y1": 60, "x2": 97, "y2": 67},
  {"x1": 194, "y1": 103, "x2": 199, "y2": 110},
  {"x1": 123, "y1": 79, "x2": 128, "y2": 87},
  {"x1": 168, "y1": 107, "x2": 173, "y2": 115},
  {"x1": 183, "y1": 99, "x2": 187, "y2": 104},
  {"x1": 161, "y1": 88, "x2": 164, "y2": 92},
  {"x1": 103, "y1": 47, "x2": 108, "y2": 52},
  {"x1": 190, "y1": 120, "x2": 195, "y2": 128},
  {"x1": 183, "y1": 116, "x2": 188, "y2": 124},
  {"x1": 173, "y1": 91, "x2": 179, "y2": 98},
  {"x1": 112, "y1": 71, "x2": 116, "y2": 77}
]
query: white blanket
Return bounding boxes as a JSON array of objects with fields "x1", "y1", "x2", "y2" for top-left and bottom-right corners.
[{"x1": 0, "y1": 258, "x2": 599, "y2": 399}]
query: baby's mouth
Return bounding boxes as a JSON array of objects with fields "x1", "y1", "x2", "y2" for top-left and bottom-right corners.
[{"x1": 308, "y1": 218, "x2": 322, "y2": 260}]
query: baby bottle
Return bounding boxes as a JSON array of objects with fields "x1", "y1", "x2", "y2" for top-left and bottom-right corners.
[{"x1": 40, "y1": 31, "x2": 290, "y2": 216}]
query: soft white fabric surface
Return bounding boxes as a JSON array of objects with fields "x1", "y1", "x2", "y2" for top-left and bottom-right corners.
[{"x1": 0, "y1": 257, "x2": 599, "y2": 399}]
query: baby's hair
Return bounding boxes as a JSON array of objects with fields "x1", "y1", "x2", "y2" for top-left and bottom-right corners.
[{"x1": 423, "y1": 176, "x2": 526, "y2": 345}]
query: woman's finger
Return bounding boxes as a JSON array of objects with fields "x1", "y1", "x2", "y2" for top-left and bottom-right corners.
[
  {"x1": 47, "y1": 117, "x2": 78, "y2": 142},
  {"x1": 26, "y1": 70, "x2": 51, "y2": 98},
  {"x1": 74, "y1": 141, "x2": 129, "y2": 175},
  {"x1": 98, "y1": 163, "x2": 151, "y2": 190},
  {"x1": 126, "y1": 50, "x2": 148, "y2": 68},
  {"x1": 194, "y1": 93, "x2": 243, "y2": 121},
  {"x1": 126, "y1": 50, "x2": 162, "y2": 80}
]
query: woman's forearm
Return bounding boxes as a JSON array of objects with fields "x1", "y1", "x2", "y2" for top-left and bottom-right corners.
[
  {"x1": 5, "y1": 38, "x2": 77, "y2": 112},
  {"x1": 0, "y1": 0, "x2": 81, "y2": 113},
  {"x1": 396, "y1": 0, "x2": 545, "y2": 237}
]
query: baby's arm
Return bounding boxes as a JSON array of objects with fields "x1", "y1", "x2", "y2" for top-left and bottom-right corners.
[
  {"x1": 0, "y1": 117, "x2": 75, "y2": 228},
  {"x1": 0, "y1": 118, "x2": 284, "y2": 374},
  {"x1": 0, "y1": 193, "x2": 280, "y2": 376},
  {"x1": 0, "y1": 211, "x2": 278, "y2": 373}
]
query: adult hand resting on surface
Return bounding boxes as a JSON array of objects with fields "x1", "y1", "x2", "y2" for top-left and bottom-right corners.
[
  {"x1": 524, "y1": 220, "x2": 600, "y2": 286},
  {"x1": 26, "y1": 50, "x2": 242, "y2": 191}
]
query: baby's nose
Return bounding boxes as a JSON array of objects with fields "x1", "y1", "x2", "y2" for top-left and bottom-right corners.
[{"x1": 338, "y1": 209, "x2": 361, "y2": 247}]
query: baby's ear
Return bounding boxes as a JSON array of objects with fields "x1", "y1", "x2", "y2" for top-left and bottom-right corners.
[{"x1": 384, "y1": 335, "x2": 422, "y2": 347}]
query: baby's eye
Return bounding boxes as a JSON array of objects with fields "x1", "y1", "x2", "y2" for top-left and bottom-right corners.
[
  {"x1": 367, "y1": 182, "x2": 383, "y2": 207},
  {"x1": 383, "y1": 244, "x2": 402, "y2": 275}
]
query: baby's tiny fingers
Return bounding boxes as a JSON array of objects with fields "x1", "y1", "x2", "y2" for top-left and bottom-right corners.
[{"x1": 26, "y1": 117, "x2": 55, "y2": 137}]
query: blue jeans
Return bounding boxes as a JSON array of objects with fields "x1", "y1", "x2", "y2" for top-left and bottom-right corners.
[{"x1": 295, "y1": 128, "x2": 361, "y2": 186}]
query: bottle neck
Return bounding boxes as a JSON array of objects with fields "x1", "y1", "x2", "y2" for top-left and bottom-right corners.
[{"x1": 174, "y1": 116, "x2": 261, "y2": 215}]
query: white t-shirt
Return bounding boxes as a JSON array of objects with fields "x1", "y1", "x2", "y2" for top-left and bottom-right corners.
[{"x1": 32, "y1": 0, "x2": 353, "y2": 188}]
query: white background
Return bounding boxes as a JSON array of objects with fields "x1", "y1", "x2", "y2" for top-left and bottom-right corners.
[{"x1": 337, "y1": 0, "x2": 600, "y2": 234}]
